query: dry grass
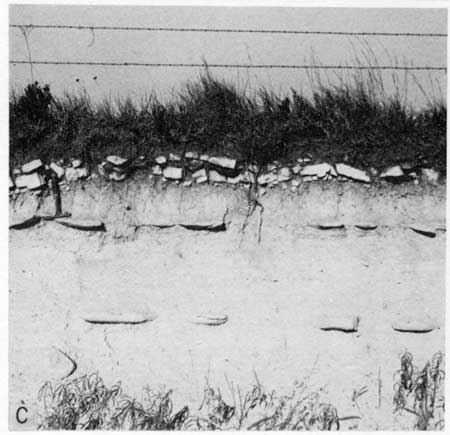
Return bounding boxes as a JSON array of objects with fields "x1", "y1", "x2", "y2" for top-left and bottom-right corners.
[
  {"x1": 37, "y1": 374, "x2": 339, "y2": 431},
  {"x1": 393, "y1": 351, "x2": 445, "y2": 430},
  {"x1": 10, "y1": 67, "x2": 446, "y2": 173}
]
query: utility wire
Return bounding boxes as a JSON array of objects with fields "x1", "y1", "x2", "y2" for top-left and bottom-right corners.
[
  {"x1": 9, "y1": 24, "x2": 448, "y2": 37},
  {"x1": 9, "y1": 60, "x2": 447, "y2": 71}
]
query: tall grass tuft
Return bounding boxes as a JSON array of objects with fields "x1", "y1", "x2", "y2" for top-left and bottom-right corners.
[{"x1": 10, "y1": 69, "x2": 446, "y2": 172}]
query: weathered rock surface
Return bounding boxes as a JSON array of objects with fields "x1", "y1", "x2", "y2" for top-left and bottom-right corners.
[
  {"x1": 209, "y1": 156, "x2": 237, "y2": 170},
  {"x1": 335, "y1": 163, "x2": 370, "y2": 183},
  {"x1": 21, "y1": 159, "x2": 43, "y2": 174},
  {"x1": 49, "y1": 162, "x2": 65, "y2": 179},
  {"x1": 301, "y1": 163, "x2": 334, "y2": 178},
  {"x1": 163, "y1": 167, "x2": 183, "y2": 180},
  {"x1": 15, "y1": 173, "x2": 46, "y2": 190},
  {"x1": 380, "y1": 166, "x2": 404, "y2": 178}
]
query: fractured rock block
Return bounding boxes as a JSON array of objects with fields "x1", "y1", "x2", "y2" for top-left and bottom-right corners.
[
  {"x1": 163, "y1": 166, "x2": 183, "y2": 180},
  {"x1": 301, "y1": 163, "x2": 333, "y2": 178},
  {"x1": 49, "y1": 162, "x2": 65, "y2": 179},
  {"x1": 209, "y1": 156, "x2": 237, "y2": 170},
  {"x1": 335, "y1": 163, "x2": 370, "y2": 183},
  {"x1": 21, "y1": 159, "x2": 43, "y2": 174},
  {"x1": 15, "y1": 173, "x2": 46, "y2": 190},
  {"x1": 380, "y1": 165, "x2": 404, "y2": 178}
]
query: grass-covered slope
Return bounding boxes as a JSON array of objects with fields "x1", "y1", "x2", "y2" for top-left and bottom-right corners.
[{"x1": 9, "y1": 70, "x2": 446, "y2": 173}]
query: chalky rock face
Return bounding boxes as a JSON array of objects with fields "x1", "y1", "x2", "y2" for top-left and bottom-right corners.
[
  {"x1": 335, "y1": 163, "x2": 370, "y2": 183},
  {"x1": 106, "y1": 155, "x2": 128, "y2": 166},
  {"x1": 21, "y1": 159, "x2": 43, "y2": 174},
  {"x1": 163, "y1": 166, "x2": 183, "y2": 180},
  {"x1": 15, "y1": 173, "x2": 46, "y2": 190}
]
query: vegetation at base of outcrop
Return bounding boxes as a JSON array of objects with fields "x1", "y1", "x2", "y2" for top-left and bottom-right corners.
[
  {"x1": 10, "y1": 69, "x2": 446, "y2": 173},
  {"x1": 37, "y1": 351, "x2": 444, "y2": 430}
]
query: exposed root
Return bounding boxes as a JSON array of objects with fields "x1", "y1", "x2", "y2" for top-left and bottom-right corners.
[{"x1": 239, "y1": 179, "x2": 264, "y2": 246}]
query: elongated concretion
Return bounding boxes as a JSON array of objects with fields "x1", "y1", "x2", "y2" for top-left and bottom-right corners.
[
  {"x1": 83, "y1": 312, "x2": 158, "y2": 325},
  {"x1": 392, "y1": 319, "x2": 437, "y2": 333},
  {"x1": 9, "y1": 215, "x2": 41, "y2": 230},
  {"x1": 319, "y1": 316, "x2": 360, "y2": 333},
  {"x1": 191, "y1": 314, "x2": 229, "y2": 326},
  {"x1": 315, "y1": 221, "x2": 345, "y2": 230},
  {"x1": 354, "y1": 223, "x2": 378, "y2": 230},
  {"x1": 180, "y1": 222, "x2": 226, "y2": 232},
  {"x1": 57, "y1": 219, "x2": 106, "y2": 232},
  {"x1": 409, "y1": 225, "x2": 436, "y2": 238}
]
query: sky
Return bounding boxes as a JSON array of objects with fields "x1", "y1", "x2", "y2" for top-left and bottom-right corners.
[{"x1": 9, "y1": 5, "x2": 447, "y2": 108}]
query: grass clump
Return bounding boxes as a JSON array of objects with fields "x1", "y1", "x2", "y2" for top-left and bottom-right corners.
[
  {"x1": 37, "y1": 374, "x2": 188, "y2": 430},
  {"x1": 37, "y1": 373, "x2": 339, "y2": 431},
  {"x1": 10, "y1": 68, "x2": 446, "y2": 173},
  {"x1": 393, "y1": 351, "x2": 445, "y2": 430}
]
